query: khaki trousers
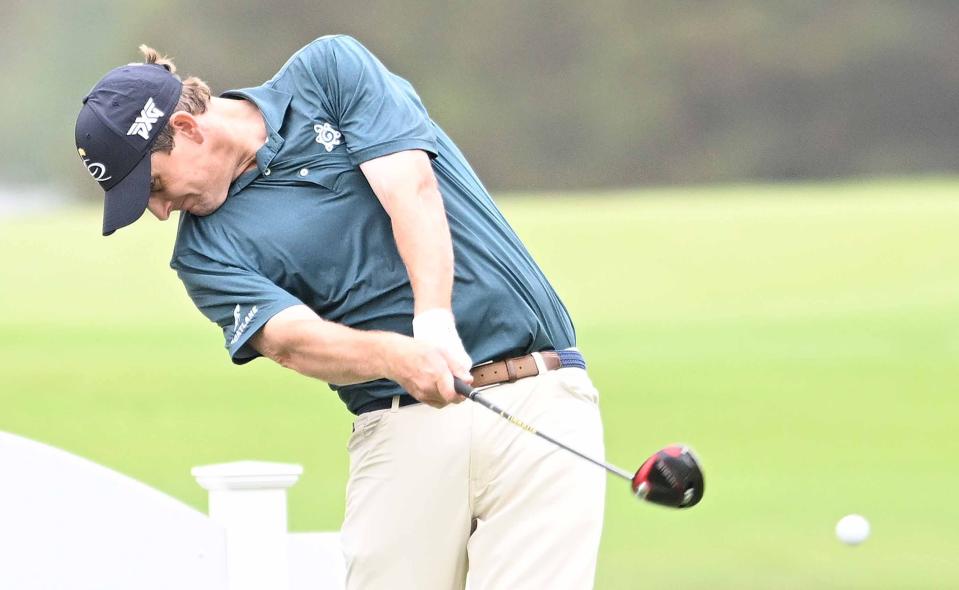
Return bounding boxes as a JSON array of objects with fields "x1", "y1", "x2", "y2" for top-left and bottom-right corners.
[{"x1": 341, "y1": 366, "x2": 606, "y2": 590}]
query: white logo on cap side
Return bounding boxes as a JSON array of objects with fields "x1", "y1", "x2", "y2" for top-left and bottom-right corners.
[
  {"x1": 127, "y1": 97, "x2": 164, "y2": 140},
  {"x1": 77, "y1": 148, "x2": 112, "y2": 183}
]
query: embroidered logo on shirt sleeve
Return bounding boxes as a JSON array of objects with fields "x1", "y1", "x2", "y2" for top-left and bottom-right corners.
[{"x1": 230, "y1": 304, "x2": 259, "y2": 346}]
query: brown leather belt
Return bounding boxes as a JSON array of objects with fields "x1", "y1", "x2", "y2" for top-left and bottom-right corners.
[
  {"x1": 354, "y1": 349, "x2": 585, "y2": 415},
  {"x1": 470, "y1": 351, "x2": 564, "y2": 388}
]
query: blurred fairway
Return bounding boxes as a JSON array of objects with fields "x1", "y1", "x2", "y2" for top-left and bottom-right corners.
[{"x1": 2, "y1": 177, "x2": 958, "y2": 588}]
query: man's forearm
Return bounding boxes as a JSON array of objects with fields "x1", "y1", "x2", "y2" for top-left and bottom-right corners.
[
  {"x1": 387, "y1": 182, "x2": 455, "y2": 314},
  {"x1": 251, "y1": 305, "x2": 465, "y2": 407},
  {"x1": 253, "y1": 309, "x2": 400, "y2": 384},
  {"x1": 360, "y1": 150, "x2": 455, "y2": 314}
]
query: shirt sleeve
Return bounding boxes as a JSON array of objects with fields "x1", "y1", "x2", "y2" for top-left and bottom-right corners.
[
  {"x1": 316, "y1": 35, "x2": 438, "y2": 165},
  {"x1": 175, "y1": 256, "x2": 304, "y2": 365}
]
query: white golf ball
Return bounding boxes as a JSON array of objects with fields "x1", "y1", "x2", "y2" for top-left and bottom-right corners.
[{"x1": 835, "y1": 514, "x2": 870, "y2": 545}]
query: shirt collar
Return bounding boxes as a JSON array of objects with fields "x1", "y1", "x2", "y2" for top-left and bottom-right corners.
[{"x1": 220, "y1": 85, "x2": 292, "y2": 196}]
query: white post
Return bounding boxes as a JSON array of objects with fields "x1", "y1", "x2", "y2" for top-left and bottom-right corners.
[{"x1": 193, "y1": 461, "x2": 303, "y2": 590}]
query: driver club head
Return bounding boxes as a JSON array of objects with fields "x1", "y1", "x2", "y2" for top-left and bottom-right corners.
[{"x1": 631, "y1": 445, "x2": 704, "y2": 509}]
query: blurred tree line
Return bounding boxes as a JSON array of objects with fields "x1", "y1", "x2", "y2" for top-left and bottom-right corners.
[{"x1": 4, "y1": 0, "x2": 959, "y2": 193}]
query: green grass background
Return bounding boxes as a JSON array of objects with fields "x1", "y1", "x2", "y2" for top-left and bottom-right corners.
[{"x1": 2, "y1": 178, "x2": 958, "y2": 588}]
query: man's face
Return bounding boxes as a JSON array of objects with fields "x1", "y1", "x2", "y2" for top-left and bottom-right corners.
[{"x1": 147, "y1": 126, "x2": 232, "y2": 221}]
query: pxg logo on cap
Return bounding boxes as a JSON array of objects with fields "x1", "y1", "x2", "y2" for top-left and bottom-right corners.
[{"x1": 75, "y1": 63, "x2": 182, "y2": 236}]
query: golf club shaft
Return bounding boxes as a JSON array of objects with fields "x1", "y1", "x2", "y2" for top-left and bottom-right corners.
[{"x1": 453, "y1": 378, "x2": 633, "y2": 481}]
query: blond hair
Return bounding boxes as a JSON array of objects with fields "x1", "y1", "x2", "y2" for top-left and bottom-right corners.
[{"x1": 139, "y1": 44, "x2": 212, "y2": 153}]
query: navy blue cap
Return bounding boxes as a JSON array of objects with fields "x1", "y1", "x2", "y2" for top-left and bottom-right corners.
[{"x1": 75, "y1": 63, "x2": 182, "y2": 235}]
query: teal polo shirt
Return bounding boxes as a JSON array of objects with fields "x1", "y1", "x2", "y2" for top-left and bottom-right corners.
[{"x1": 171, "y1": 35, "x2": 575, "y2": 414}]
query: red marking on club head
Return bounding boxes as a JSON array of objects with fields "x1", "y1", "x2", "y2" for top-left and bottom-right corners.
[{"x1": 662, "y1": 445, "x2": 685, "y2": 458}]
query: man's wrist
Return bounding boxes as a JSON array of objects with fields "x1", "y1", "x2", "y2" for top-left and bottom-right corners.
[
  {"x1": 412, "y1": 308, "x2": 473, "y2": 377},
  {"x1": 370, "y1": 331, "x2": 407, "y2": 381},
  {"x1": 412, "y1": 308, "x2": 457, "y2": 340}
]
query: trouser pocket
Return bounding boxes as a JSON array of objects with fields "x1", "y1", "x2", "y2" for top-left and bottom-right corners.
[
  {"x1": 347, "y1": 408, "x2": 390, "y2": 454},
  {"x1": 554, "y1": 368, "x2": 600, "y2": 405}
]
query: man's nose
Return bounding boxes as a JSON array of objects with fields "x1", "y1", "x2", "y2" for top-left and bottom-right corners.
[{"x1": 147, "y1": 196, "x2": 172, "y2": 221}]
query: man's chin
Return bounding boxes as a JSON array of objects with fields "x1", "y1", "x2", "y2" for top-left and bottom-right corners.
[{"x1": 189, "y1": 196, "x2": 228, "y2": 217}]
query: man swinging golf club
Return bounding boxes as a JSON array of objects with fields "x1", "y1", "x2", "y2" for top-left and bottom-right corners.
[{"x1": 75, "y1": 35, "x2": 702, "y2": 590}]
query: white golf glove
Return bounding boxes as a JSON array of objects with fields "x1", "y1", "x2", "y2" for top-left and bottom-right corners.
[{"x1": 412, "y1": 308, "x2": 473, "y2": 378}]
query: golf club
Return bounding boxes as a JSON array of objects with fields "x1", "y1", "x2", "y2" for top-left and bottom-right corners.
[{"x1": 453, "y1": 378, "x2": 705, "y2": 509}]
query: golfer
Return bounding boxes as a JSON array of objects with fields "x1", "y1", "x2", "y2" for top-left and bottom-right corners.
[{"x1": 75, "y1": 36, "x2": 605, "y2": 589}]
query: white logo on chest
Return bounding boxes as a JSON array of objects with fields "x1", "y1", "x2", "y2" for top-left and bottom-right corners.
[{"x1": 314, "y1": 122, "x2": 342, "y2": 152}]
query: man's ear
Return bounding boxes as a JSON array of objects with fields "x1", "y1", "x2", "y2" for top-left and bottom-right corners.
[{"x1": 169, "y1": 112, "x2": 203, "y2": 144}]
